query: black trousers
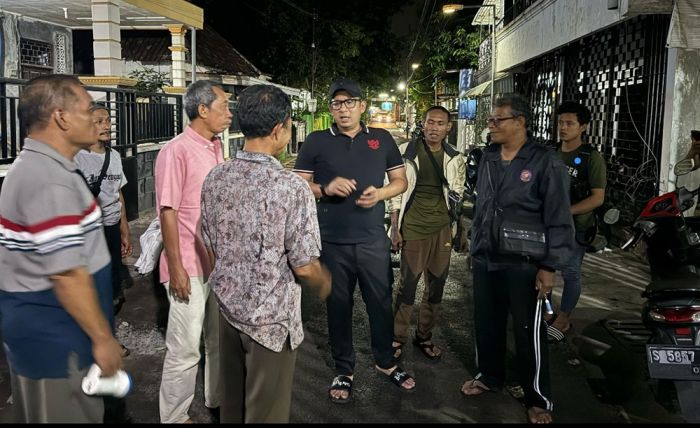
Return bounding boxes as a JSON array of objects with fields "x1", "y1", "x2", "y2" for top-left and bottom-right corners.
[
  {"x1": 102, "y1": 222, "x2": 122, "y2": 300},
  {"x1": 472, "y1": 260, "x2": 552, "y2": 411},
  {"x1": 321, "y1": 236, "x2": 395, "y2": 375}
]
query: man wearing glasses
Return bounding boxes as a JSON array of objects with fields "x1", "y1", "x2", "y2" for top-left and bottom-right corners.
[
  {"x1": 461, "y1": 95, "x2": 574, "y2": 424},
  {"x1": 293, "y1": 78, "x2": 414, "y2": 404}
]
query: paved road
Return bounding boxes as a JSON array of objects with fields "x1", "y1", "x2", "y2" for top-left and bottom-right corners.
[{"x1": 0, "y1": 208, "x2": 686, "y2": 423}]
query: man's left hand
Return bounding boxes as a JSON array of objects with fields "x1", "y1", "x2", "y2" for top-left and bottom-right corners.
[
  {"x1": 535, "y1": 269, "x2": 555, "y2": 299},
  {"x1": 356, "y1": 186, "x2": 382, "y2": 209}
]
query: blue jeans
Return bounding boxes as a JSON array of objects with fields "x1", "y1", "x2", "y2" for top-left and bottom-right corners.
[{"x1": 559, "y1": 231, "x2": 587, "y2": 313}]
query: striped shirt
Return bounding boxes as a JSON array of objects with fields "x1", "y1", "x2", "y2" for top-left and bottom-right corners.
[{"x1": 0, "y1": 138, "x2": 110, "y2": 378}]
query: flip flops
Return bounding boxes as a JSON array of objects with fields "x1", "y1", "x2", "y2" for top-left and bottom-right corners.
[
  {"x1": 547, "y1": 323, "x2": 572, "y2": 343},
  {"x1": 412, "y1": 338, "x2": 442, "y2": 361},
  {"x1": 328, "y1": 375, "x2": 353, "y2": 404},
  {"x1": 378, "y1": 366, "x2": 416, "y2": 392}
]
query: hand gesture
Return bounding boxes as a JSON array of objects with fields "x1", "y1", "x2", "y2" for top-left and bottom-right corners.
[
  {"x1": 391, "y1": 228, "x2": 403, "y2": 253},
  {"x1": 326, "y1": 177, "x2": 357, "y2": 198},
  {"x1": 356, "y1": 186, "x2": 382, "y2": 209}
]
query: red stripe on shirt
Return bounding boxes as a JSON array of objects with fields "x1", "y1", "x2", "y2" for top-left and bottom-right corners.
[{"x1": 0, "y1": 201, "x2": 98, "y2": 233}]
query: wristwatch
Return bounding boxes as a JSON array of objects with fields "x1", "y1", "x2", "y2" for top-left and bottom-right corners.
[{"x1": 320, "y1": 184, "x2": 328, "y2": 197}]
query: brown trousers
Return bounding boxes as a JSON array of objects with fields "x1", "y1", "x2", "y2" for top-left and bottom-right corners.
[
  {"x1": 219, "y1": 313, "x2": 297, "y2": 423},
  {"x1": 393, "y1": 224, "x2": 452, "y2": 344}
]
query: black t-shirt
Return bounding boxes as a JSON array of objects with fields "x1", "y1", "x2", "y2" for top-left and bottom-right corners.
[{"x1": 293, "y1": 123, "x2": 404, "y2": 244}]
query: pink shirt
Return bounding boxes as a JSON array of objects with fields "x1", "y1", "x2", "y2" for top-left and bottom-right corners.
[{"x1": 155, "y1": 126, "x2": 224, "y2": 283}]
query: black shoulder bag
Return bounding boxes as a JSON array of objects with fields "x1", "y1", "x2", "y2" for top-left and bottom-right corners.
[
  {"x1": 419, "y1": 137, "x2": 462, "y2": 223},
  {"x1": 88, "y1": 148, "x2": 111, "y2": 198}
]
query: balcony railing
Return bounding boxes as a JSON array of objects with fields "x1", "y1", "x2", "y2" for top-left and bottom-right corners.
[{"x1": 1, "y1": 77, "x2": 183, "y2": 164}]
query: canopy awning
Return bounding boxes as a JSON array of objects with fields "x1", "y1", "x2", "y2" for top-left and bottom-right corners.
[{"x1": 464, "y1": 81, "x2": 491, "y2": 98}]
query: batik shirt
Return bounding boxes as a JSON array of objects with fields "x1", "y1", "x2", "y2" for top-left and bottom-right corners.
[{"x1": 201, "y1": 150, "x2": 321, "y2": 352}]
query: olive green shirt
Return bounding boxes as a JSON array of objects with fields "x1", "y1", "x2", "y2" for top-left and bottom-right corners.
[
  {"x1": 402, "y1": 144, "x2": 450, "y2": 240},
  {"x1": 559, "y1": 145, "x2": 607, "y2": 231}
]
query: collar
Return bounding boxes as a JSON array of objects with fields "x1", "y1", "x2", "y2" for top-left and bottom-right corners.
[
  {"x1": 22, "y1": 138, "x2": 78, "y2": 172},
  {"x1": 329, "y1": 121, "x2": 370, "y2": 137},
  {"x1": 484, "y1": 137, "x2": 537, "y2": 161},
  {"x1": 235, "y1": 150, "x2": 283, "y2": 169},
  {"x1": 404, "y1": 137, "x2": 459, "y2": 161},
  {"x1": 184, "y1": 125, "x2": 221, "y2": 148}
]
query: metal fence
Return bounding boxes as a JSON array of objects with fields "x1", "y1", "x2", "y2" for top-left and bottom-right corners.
[
  {"x1": 0, "y1": 77, "x2": 183, "y2": 164},
  {"x1": 517, "y1": 14, "x2": 671, "y2": 224}
]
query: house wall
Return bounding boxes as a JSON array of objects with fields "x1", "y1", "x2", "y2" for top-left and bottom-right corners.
[
  {"x1": 0, "y1": 13, "x2": 73, "y2": 78},
  {"x1": 496, "y1": 0, "x2": 624, "y2": 72}
]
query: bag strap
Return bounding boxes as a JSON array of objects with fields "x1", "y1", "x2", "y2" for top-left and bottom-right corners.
[
  {"x1": 419, "y1": 136, "x2": 449, "y2": 190},
  {"x1": 93, "y1": 148, "x2": 111, "y2": 191}
]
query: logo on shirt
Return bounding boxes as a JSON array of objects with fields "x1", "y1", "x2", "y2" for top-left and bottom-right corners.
[
  {"x1": 367, "y1": 139, "x2": 380, "y2": 150},
  {"x1": 520, "y1": 169, "x2": 533, "y2": 183}
]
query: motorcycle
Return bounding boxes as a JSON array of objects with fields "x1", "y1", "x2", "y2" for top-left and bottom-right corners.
[{"x1": 578, "y1": 157, "x2": 700, "y2": 422}]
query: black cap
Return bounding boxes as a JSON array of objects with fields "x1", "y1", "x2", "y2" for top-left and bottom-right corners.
[{"x1": 328, "y1": 78, "x2": 363, "y2": 99}]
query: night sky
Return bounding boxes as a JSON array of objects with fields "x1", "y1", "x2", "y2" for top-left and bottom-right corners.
[{"x1": 190, "y1": 0, "x2": 484, "y2": 73}]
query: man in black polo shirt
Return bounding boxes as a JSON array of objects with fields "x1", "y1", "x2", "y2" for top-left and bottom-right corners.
[{"x1": 293, "y1": 78, "x2": 414, "y2": 404}]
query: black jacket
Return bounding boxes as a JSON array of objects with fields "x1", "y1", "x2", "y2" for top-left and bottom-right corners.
[{"x1": 470, "y1": 139, "x2": 575, "y2": 271}]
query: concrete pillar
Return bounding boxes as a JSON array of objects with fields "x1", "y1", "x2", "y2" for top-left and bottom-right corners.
[
  {"x1": 165, "y1": 24, "x2": 188, "y2": 88},
  {"x1": 660, "y1": 48, "x2": 700, "y2": 193},
  {"x1": 91, "y1": 0, "x2": 122, "y2": 76}
]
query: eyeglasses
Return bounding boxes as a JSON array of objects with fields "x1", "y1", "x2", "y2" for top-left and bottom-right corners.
[
  {"x1": 486, "y1": 116, "x2": 518, "y2": 127},
  {"x1": 329, "y1": 98, "x2": 361, "y2": 111}
]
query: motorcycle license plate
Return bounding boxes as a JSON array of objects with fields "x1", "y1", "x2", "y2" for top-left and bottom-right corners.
[{"x1": 647, "y1": 345, "x2": 700, "y2": 380}]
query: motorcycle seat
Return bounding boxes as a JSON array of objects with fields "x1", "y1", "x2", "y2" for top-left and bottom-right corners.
[{"x1": 646, "y1": 270, "x2": 700, "y2": 295}]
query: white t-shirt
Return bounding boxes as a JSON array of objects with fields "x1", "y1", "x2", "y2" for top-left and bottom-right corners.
[{"x1": 75, "y1": 148, "x2": 127, "y2": 226}]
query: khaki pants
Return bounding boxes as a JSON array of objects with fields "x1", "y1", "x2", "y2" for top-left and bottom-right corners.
[
  {"x1": 393, "y1": 224, "x2": 452, "y2": 344},
  {"x1": 220, "y1": 313, "x2": 297, "y2": 423}
]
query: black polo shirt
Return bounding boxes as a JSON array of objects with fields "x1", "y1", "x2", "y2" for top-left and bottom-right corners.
[{"x1": 294, "y1": 122, "x2": 404, "y2": 244}]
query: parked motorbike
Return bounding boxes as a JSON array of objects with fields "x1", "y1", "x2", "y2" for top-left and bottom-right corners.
[{"x1": 578, "y1": 157, "x2": 700, "y2": 422}]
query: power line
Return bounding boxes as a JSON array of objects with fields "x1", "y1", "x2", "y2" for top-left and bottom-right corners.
[{"x1": 279, "y1": 0, "x2": 316, "y2": 17}]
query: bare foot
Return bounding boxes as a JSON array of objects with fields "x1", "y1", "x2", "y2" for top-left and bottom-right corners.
[
  {"x1": 392, "y1": 341, "x2": 403, "y2": 359},
  {"x1": 460, "y1": 378, "x2": 491, "y2": 396},
  {"x1": 527, "y1": 407, "x2": 552, "y2": 424},
  {"x1": 552, "y1": 313, "x2": 571, "y2": 333}
]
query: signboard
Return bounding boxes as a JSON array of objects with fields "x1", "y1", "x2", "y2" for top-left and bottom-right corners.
[{"x1": 459, "y1": 69, "x2": 474, "y2": 98}]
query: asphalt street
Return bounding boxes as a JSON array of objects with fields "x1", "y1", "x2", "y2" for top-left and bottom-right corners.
[{"x1": 0, "y1": 209, "x2": 687, "y2": 423}]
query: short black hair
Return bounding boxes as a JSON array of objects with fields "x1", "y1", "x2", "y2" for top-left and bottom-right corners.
[
  {"x1": 18, "y1": 74, "x2": 83, "y2": 132},
  {"x1": 494, "y1": 94, "x2": 533, "y2": 128},
  {"x1": 556, "y1": 101, "x2": 591, "y2": 125},
  {"x1": 237, "y1": 85, "x2": 291, "y2": 139},
  {"x1": 425, "y1": 106, "x2": 450, "y2": 120}
]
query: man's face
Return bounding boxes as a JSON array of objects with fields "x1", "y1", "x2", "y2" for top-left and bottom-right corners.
[
  {"x1": 558, "y1": 113, "x2": 586, "y2": 143},
  {"x1": 65, "y1": 86, "x2": 99, "y2": 149},
  {"x1": 487, "y1": 106, "x2": 523, "y2": 144},
  {"x1": 201, "y1": 86, "x2": 233, "y2": 134},
  {"x1": 330, "y1": 90, "x2": 366, "y2": 131},
  {"x1": 92, "y1": 109, "x2": 111, "y2": 144},
  {"x1": 423, "y1": 109, "x2": 452, "y2": 145}
]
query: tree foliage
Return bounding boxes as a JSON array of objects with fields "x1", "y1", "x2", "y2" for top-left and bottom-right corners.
[{"x1": 409, "y1": 15, "x2": 485, "y2": 117}]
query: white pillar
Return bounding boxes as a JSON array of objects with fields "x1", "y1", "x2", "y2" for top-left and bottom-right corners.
[
  {"x1": 166, "y1": 24, "x2": 189, "y2": 88},
  {"x1": 91, "y1": 0, "x2": 122, "y2": 76}
]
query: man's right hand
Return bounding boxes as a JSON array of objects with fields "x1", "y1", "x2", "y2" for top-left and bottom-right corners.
[
  {"x1": 169, "y1": 264, "x2": 191, "y2": 302},
  {"x1": 391, "y1": 228, "x2": 403, "y2": 252},
  {"x1": 93, "y1": 336, "x2": 123, "y2": 377},
  {"x1": 326, "y1": 177, "x2": 357, "y2": 197}
]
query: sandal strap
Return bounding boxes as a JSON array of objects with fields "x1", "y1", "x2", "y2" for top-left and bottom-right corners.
[
  {"x1": 330, "y1": 375, "x2": 353, "y2": 391},
  {"x1": 390, "y1": 367, "x2": 412, "y2": 386}
]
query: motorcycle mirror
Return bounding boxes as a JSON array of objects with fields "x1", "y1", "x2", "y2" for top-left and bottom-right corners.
[
  {"x1": 480, "y1": 128, "x2": 490, "y2": 144},
  {"x1": 674, "y1": 158, "x2": 696, "y2": 177},
  {"x1": 603, "y1": 208, "x2": 620, "y2": 225}
]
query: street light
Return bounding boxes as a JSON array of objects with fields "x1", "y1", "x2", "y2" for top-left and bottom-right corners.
[{"x1": 442, "y1": 2, "x2": 496, "y2": 103}]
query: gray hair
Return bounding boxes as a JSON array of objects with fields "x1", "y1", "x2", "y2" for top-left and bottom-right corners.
[
  {"x1": 184, "y1": 80, "x2": 222, "y2": 120},
  {"x1": 494, "y1": 94, "x2": 533, "y2": 129}
]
